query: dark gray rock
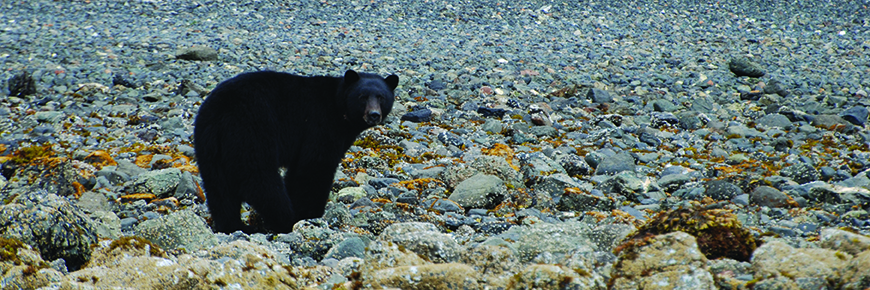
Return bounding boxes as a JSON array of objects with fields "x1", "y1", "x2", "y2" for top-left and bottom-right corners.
[
  {"x1": 324, "y1": 237, "x2": 366, "y2": 260},
  {"x1": 401, "y1": 107, "x2": 432, "y2": 122},
  {"x1": 728, "y1": 57, "x2": 765, "y2": 77},
  {"x1": 705, "y1": 180, "x2": 743, "y2": 200},
  {"x1": 780, "y1": 163, "x2": 820, "y2": 184},
  {"x1": 587, "y1": 88, "x2": 612, "y2": 103},
  {"x1": 750, "y1": 186, "x2": 792, "y2": 208},
  {"x1": 594, "y1": 152, "x2": 636, "y2": 175},
  {"x1": 175, "y1": 46, "x2": 218, "y2": 61},
  {"x1": 840, "y1": 106, "x2": 868, "y2": 126},
  {"x1": 369, "y1": 178, "x2": 400, "y2": 189}
]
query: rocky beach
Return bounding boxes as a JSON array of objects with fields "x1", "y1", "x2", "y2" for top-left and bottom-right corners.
[{"x1": 1, "y1": 0, "x2": 869, "y2": 289}]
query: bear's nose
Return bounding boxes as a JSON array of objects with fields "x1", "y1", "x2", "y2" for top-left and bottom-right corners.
[{"x1": 367, "y1": 111, "x2": 381, "y2": 121}]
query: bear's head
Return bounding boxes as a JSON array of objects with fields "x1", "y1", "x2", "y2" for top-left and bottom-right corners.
[{"x1": 340, "y1": 70, "x2": 399, "y2": 127}]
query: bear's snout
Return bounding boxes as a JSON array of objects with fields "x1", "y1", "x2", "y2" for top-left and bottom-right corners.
[
  {"x1": 366, "y1": 110, "x2": 382, "y2": 124},
  {"x1": 363, "y1": 96, "x2": 383, "y2": 125}
]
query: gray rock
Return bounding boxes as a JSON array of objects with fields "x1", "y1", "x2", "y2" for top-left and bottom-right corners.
[
  {"x1": 0, "y1": 191, "x2": 98, "y2": 271},
  {"x1": 818, "y1": 228, "x2": 870, "y2": 255},
  {"x1": 750, "y1": 186, "x2": 792, "y2": 208},
  {"x1": 558, "y1": 154, "x2": 592, "y2": 176},
  {"x1": 379, "y1": 222, "x2": 461, "y2": 263},
  {"x1": 426, "y1": 199, "x2": 463, "y2": 214},
  {"x1": 594, "y1": 152, "x2": 635, "y2": 175},
  {"x1": 133, "y1": 167, "x2": 182, "y2": 197},
  {"x1": 533, "y1": 173, "x2": 583, "y2": 200},
  {"x1": 676, "y1": 111, "x2": 706, "y2": 130},
  {"x1": 841, "y1": 106, "x2": 868, "y2": 126},
  {"x1": 812, "y1": 114, "x2": 851, "y2": 129},
  {"x1": 34, "y1": 111, "x2": 64, "y2": 123},
  {"x1": 115, "y1": 159, "x2": 146, "y2": 178},
  {"x1": 401, "y1": 108, "x2": 432, "y2": 122},
  {"x1": 756, "y1": 113, "x2": 793, "y2": 129},
  {"x1": 95, "y1": 167, "x2": 130, "y2": 184},
  {"x1": 528, "y1": 125, "x2": 558, "y2": 137},
  {"x1": 89, "y1": 210, "x2": 122, "y2": 240},
  {"x1": 135, "y1": 210, "x2": 217, "y2": 252},
  {"x1": 650, "y1": 112, "x2": 680, "y2": 128},
  {"x1": 587, "y1": 88, "x2": 612, "y2": 104},
  {"x1": 173, "y1": 171, "x2": 199, "y2": 201},
  {"x1": 324, "y1": 237, "x2": 366, "y2": 260},
  {"x1": 447, "y1": 173, "x2": 506, "y2": 209},
  {"x1": 705, "y1": 180, "x2": 743, "y2": 200},
  {"x1": 496, "y1": 221, "x2": 595, "y2": 262},
  {"x1": 558, "y1": 189, "x2": 615, "y2": 211},
  {"x1": 780, "y1": 163, "x2": 819, "y2": 184},
  {"x1": 175, "y1": 45, "x2": 218, "y2": 61},
  {"x1": 657, "y1": 174, "x2": 691, "y2": 192},
  {"x1": 369, "y1": 178, "x2": 400, "y2": 189},
  {"x1": 596, "y1": 172, "x2": 654, "y2": 201},
  {"x1": 399, "y1": 140, "x2": 427, "y2": 157},
  {"x1": 322, "y1": 202, "x2": 353, "y2": 228},
  {"x1": 728, "y1": 56, "x2": 765, "y2": 77},
  {"x1": 470, "y1": 155, "x2": 524, "y2": 189},
  {"x1": 751, "y1": 240, "x2": 844, "y2": 289},
  {"x1": 481, "y1": 119, "x2": 503, "y2": 134},
  {"x1": 518, "y1": 152, "x2": 566, "y2": 182}
]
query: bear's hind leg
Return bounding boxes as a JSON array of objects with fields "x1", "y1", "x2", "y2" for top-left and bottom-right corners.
[
  {"x1": 243, "y1": 172, "x2": 296, "y2": 233},
  {"x1": 204, "y1": 182, "x2": 249, "y2": 233}
]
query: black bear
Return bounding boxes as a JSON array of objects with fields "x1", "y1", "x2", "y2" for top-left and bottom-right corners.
[{"x1": 194, "y1": 70, "x2": 399, "y2": 233}]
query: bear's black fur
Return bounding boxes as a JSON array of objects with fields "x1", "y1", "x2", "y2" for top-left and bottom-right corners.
[{"x1": 194, "y1": 70, "x2": 398, "y2": 233}]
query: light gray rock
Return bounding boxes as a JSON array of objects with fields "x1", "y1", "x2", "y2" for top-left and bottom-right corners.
[
  {"x1": 380, "y1": 222, "x2": 461, "y2": 263},
  {"x1": 448, "y1": 173, "x2": 506, "y2": 209},
  {"x1": 610, "y1": 231, "x2": 715, "y2": 290},
  {"x1": 135, "y1": 210, "x2": 217, "y2": 252}
]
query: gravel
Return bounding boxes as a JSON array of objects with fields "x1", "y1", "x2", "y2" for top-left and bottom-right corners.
[{"x1": 1, "y1": 0, "x2": 870, "y2": 289}]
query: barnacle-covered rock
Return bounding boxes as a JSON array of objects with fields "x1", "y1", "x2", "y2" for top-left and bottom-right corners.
[
  {"x1": 615, "y1": 207, "x2": 757, "y2": 262},
  {"x1": 0, "y1": 191, "x2": 98, "y2": 270}
]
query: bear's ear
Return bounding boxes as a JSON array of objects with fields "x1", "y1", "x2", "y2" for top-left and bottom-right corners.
[
  {"x1": 385, "y1": 74, "x2": 399, "y2": 91},
  {"x1": 344, "y1": 70, "x2": 360, "y2": 83}
]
